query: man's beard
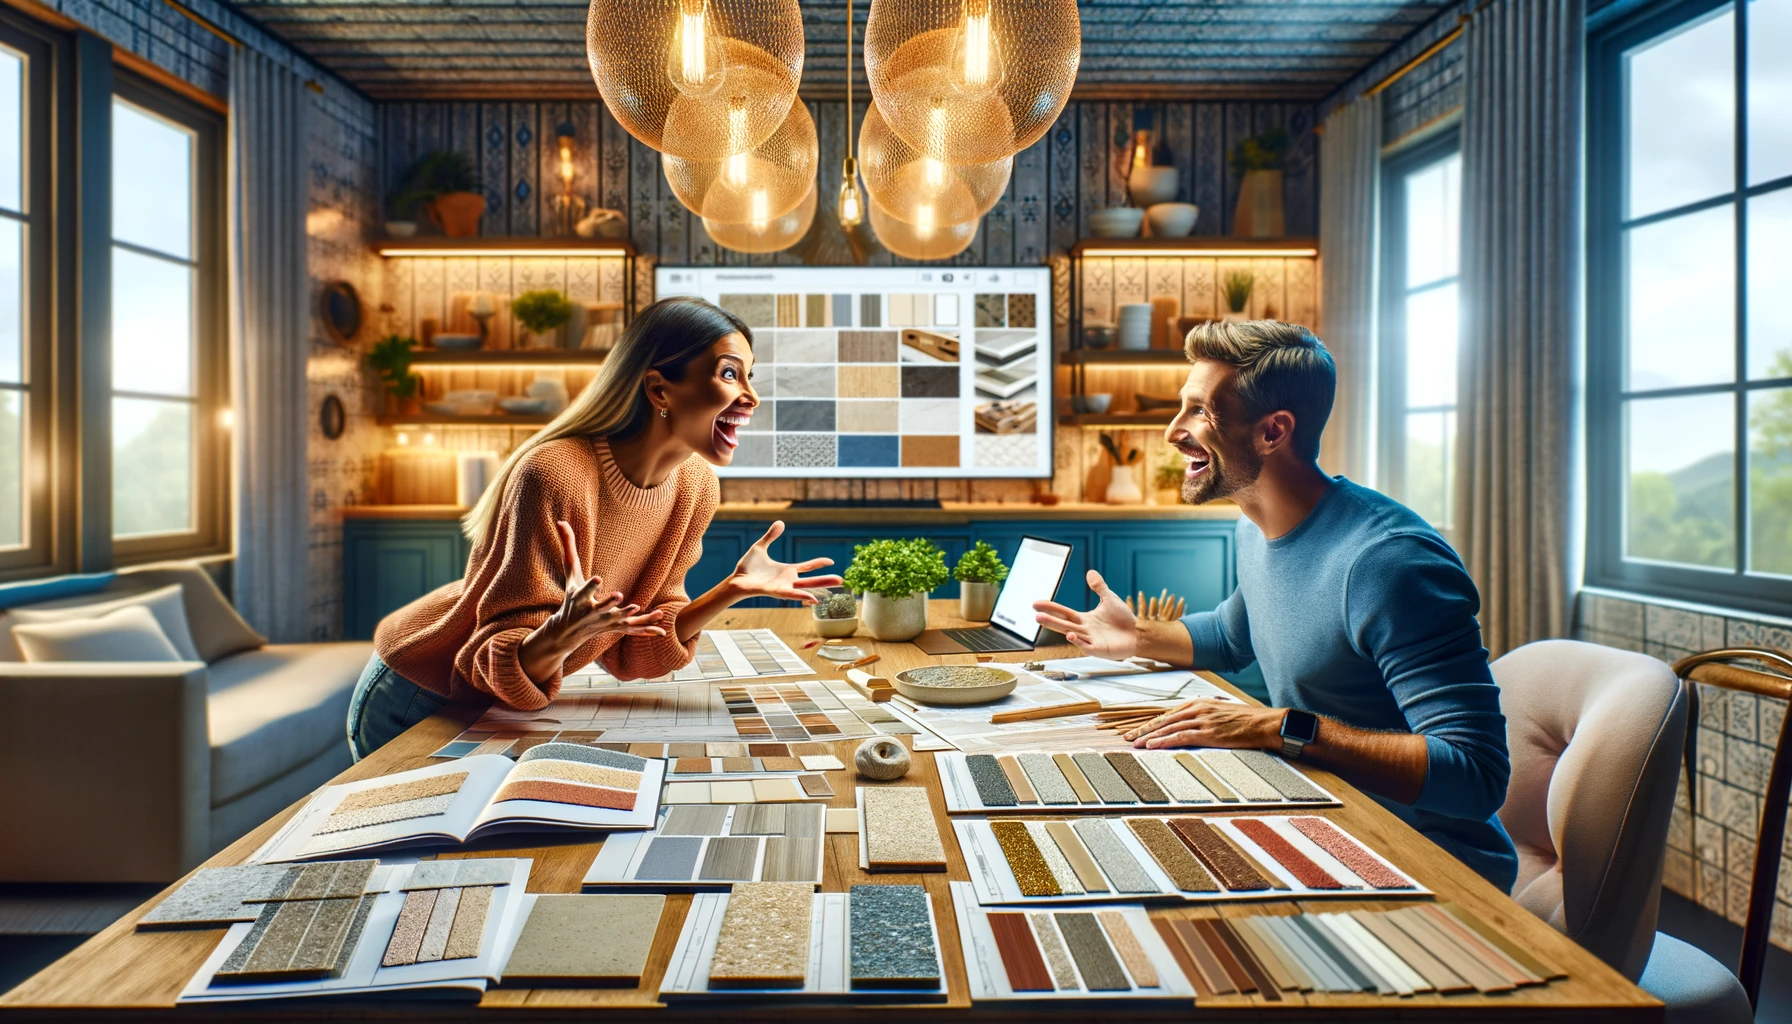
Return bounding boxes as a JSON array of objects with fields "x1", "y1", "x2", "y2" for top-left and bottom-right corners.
[{"x1": 1180, "y1": 442, "x2": 1262, "y2": 505}]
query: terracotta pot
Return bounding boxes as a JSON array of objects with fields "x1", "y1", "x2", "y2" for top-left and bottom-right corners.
[
  {"x1": 1232, "y1": 169, "x2": 1286, "y2": 238},
  {"x1": 395, "y1": 392, "x2": 422, "y2": 416},
  {"x1": 959, "y1": 581, "x2": 998, "y2": 623},
  {"x1": 427, "y1": 192, "x2": 486, "y2": 238},
  {"x1": 862, "y1": 591, "x2": 928, "y2": 642}
]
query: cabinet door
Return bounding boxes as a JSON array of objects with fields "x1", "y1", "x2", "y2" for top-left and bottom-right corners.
[
  {"x1": 688, "y1": 523, "x2": 759, "y2": 606},
  {"x1": 343, "y1": 523, "x2": 466, "y2": 640},
  {"x1": 785, "y1": 525, "x2": 972, "y2": 600},
  {"x1": 1098, "y1": 524, "x2": 1236, "y2": 614}
]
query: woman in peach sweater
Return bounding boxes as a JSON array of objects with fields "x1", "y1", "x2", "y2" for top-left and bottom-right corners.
[{"x1": 346, "y1": 297, "x2": 841, "y2": 759}]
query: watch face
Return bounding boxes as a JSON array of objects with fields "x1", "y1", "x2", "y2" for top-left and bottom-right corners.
[{"x1": 1283, "y1": 709, "x2": 1320, "y2": 744}]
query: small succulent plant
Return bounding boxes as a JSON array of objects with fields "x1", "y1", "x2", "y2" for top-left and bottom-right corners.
[{"x1": 816, "y1": 592, "x2": 858, "y2": 619}]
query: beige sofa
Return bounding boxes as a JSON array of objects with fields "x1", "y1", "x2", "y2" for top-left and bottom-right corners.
[{"x1": 0, "y1": 564, "x2": 370, "y2": 882}]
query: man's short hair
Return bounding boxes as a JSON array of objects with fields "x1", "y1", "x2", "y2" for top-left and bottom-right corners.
[{"x1": 1184, "y1": 320, "x2": 1336, "y2": 461}]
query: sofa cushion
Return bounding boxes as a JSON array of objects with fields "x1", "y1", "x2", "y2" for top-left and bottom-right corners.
[
  {"x1": 207, "y1": 642, "x2": 371, "y2": 806},
  {"x1": 0, "y1": 563, "x2": 263, "y2": 664},
  {"x1": 12, "y1": 584, "x2": 202, "y2": 661},
  {"x1": 13, "y1": 605, "x2": 184, "y2": 662}
]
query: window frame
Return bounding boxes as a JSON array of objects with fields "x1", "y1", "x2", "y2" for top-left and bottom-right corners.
[
  {"x1": 1376, "y1": 126, "x2": 1462, "y2": 530},
  {"x1": 107, "y1": 70, "x2": 227, "y2": 565},
  {"x1": 1587, "y1": 0, "x2": 1792, "y2": 615}
]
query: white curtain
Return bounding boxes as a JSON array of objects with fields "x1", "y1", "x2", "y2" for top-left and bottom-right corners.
[
  {"x1": 229, "y1": 48, "x2": 311, "y2": 642},
  {"x1": 1454, "y1": 0, "x2": 1583, "y2": 657},
  {"x1": 1317, "y1": 93, "x2": 1381, "y2": 484}
]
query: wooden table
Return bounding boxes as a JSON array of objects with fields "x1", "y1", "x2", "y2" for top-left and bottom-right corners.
[{"x1": 2, "y1": 603, "x2": 1660, "y2": 1021}]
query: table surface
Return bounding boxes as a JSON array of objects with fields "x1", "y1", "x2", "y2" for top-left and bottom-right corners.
[
  {"x1": 341, "y1": 502, "x2": 1243, "y2": 523},
  {"x1": 2, "y1": 602, "x2": 1661, "y2": 1022}
]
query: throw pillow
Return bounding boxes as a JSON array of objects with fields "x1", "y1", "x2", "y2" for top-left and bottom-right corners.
[
  {"x1": 10, "y1": 583, "x2": 202, "y2": 661},
  {"x1": 13, "y1": 604, "x2": 183, "y2": 662},
  {"x1": 119, "y1": 565, "x2": 266, "y2": 662}
]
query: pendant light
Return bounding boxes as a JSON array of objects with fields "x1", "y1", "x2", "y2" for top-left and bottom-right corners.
[
  {"x1": 837, "y1": 0, "x2": 865, "y2": 227},
  {"x1": 864, "y1": 0, "x2": 1079, "y2": 166},
  {"x1": 586, "y1": 0, "x2": 805, "y2": 161},
  {"x1": 858, "y1": 100, "x2": 1010, "y2": 227},
  {"x1": 662, "y1": 99, "x2": 817, "y2": 223},
  {"x1": 705, "y1": 179, "x2": 818, "y2": 253},
  {"x1": 868, "y1": 193, "x2": 977, "y2": 260}
]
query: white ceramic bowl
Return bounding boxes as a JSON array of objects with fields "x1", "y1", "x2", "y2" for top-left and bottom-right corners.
[
  {"x1": 893, "y1": 665, "x2": 1017, "y2": 705},
  {"x1": 499, "y1": 397, "x2": 551, "y2": 415},
  {"x1": 1147, "y1": 202, "x2": 1199, "y2": 238},
  {"x1": 1089, "y1": 207, "x2": 1145, "y2": 238},
  {"x1": 1128, "y1": 166, "x2": 1180, "y2": 208}
]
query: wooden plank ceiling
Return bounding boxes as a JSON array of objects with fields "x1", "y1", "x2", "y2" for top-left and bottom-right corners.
[{"x1": 230, "y1": 0, "x2": 1451, "y2": 101}]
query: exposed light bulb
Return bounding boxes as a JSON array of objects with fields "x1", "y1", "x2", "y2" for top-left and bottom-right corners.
[
  {"x1": 927, "y1": 100, "x2": 948, "y2": 161},
  {"x1": 962, "y1": 4, "x2": 992, "y2": 87},
  {"x1": 678, "y1": 4, "x2": 708, "y2": 86},
  {"x1": 559, "y1": 136, "x2": 576, "y2": 188},
  {"x1": 915, "y1": 203, "x2": 935, "y2": 239},
  {"x1": 837, "y1": 157, "x2": 863, "y2": 227},
  {"x1": 750, "y1": 188, "x2": 769, "y2": 229},
  {"x1": 922, "y1": 156, "x2": 947, "y2": 191},
  {"x1": 724, "y1": 102, "x2": 750, "y2": 184},
  {"x1": 396, "y1": 431, "x2": 409, "y2": 446}
]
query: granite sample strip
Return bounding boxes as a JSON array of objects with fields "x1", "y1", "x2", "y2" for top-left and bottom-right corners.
[
  {"x1": 217, "y1": 905, "x2": 277, "y2": 974},
  {"x1": 1234, "y1": 750, "x2": 1329, "y2": 801},
  {"x1": 1018, "y1": 753, "x2": 1078, "y2": 804},
  {"x1": 1168, "y1": 817, "x2": 1270, "y2": 891},
  {"x1": 708, "y1": 882, "x2": 814, "y2": 989},
  {"x1": 661, "y1": 804, "x2": 731, "y2": 836},
  {"x1": 635, "y1": 836, "x2": 704, "y2": 881},
  {"x1": 1071, "y1": 752, "x2": 1138, "y2": 804},
  {"x1": 1175, "y1": 753, "x2": 1237, "y2": 801},
  {"x1": 519, "y1": 742, "x2": 649, "y2": 772},
  {"x1": 1152, "y1": 918, "x2": 1213, "y2": 998},
  {"x1": 965, "y1": 754, "x2": 1019, "y2": 806},
  {"x1": 493, "y1": 779, "x2": 638, "y2": 810},
  {"x1": 140, "y1": 864, "x2": 294, "y2": 927},
  {"x1": 989, "y1": 911, "x2": 1055, "y2": 991},
  {"x1": 1211, "y1": 920, "x2": 1283, "y2": 1000},
  {"x1": 996, "y1": 755, "x2": 1038, "y2": 803},
  {"x1": 1200, "y1": 751, "x2": 1282, "y2": 802},
  {"x1": 219, "y1": 901, "x2": 316, "y2": 980},
  {"x1": 863, "y1": 787, "x2": 946, "y2": 870},
  {"x1": 443, "y1": 885, "x2": 493, "y2": 960},
  {"x1": 1231, "y1": 818, "x2": 1343, "y2": 889},
  {"x1": 317, "y1": 794, "x2": 456, "y2": 835},
  {"x1": 505, "y1": 894, "x2": 665, "y2": 984},
  {"x1": 1203, "y1": 826, "x2": 1292, "y2": 892},
  {"x1": 1126, "y1": 818, "x2": 1219, "y2": 891},
  {"x1": 1028, "y1": 914, "x2": 1080, "y2": 989},
  {"x1": 1042, "y1": 821, "x2": 1109, "y2": 893},
  {"x1": 1096, "y1": 910, "x2": 1159, "y2": 987},
  {"x1": 848, "y1": 884, "x2": 940, "y2": 989},
  {"x1": 511, "y1": 759, "x2": 641, "y2": 790},
  {"x1": 280, "y1": 863, "x2": 342, "y2": 902},
  {"x1": 731, "y1": 803, "x2": 788, "y2": 836},
  {"x1": 1103, "y1": 753, "x2": 1169, "y2": 803},
  {"x1": 1050, "y1": 753, "x2": 1101, "y2": 802},
  {"x1": 1288, "y1": 817, "x2": 1412, "y2": 889},
  {"x1": 286, "y1": 897, "x2": 360, "y2": 975},
  {"x1": 1024, "y1": 822, "x2": 1086, "y2": 895},
  {"x1": 383, "y1": 888, "x2": 438, "y2": 966},
  {"x1": 1138, "y1": 751, "x2": 1214, "y2": 803},
  {"x1": 698, "y1": 836, "x2": 761, "y2": 881},
  {"x1": 989, "y1": 820, "x2": 1061, "y2": 896},
  {"x1": 1054, "y1": 912, "x2": 1130, "y2": 991},
  {"x1": 673, "y1": 758, "x2": 712, "y2": 775},
  {"x1": 405, "y1": 859, "x2": 515, "y2": 891},
  {"x1": 416, "y1": 885, "x2": 463, "y2": 962},
  {"x1": 760, "y1": 837, "x2": 819, "y2": 882},
  {"x1": 1169, "y1": 918, "x2": 1237, "y2": 994},
  {"x1": 799, "y1": 774, "x2": 835, "y2": 797},
  {"x1": 1071, "y1": 818, "x2": 1160, "y2": 894},
  {"x1": 333, "y1": 772, "x2": 468, "y2": 815}
]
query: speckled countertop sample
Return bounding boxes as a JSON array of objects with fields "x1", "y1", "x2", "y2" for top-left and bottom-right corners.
[
  {"x1": 848, "y1": 884, "x2": 941, "y2": 989},
  {"x1": 708, "y1": 882, "x2": 814, "y2": 988}
]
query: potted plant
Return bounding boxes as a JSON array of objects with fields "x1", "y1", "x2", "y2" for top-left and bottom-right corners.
[
  {"x1": 1222, "y1": 270, "x2": 1255, "y2": 323},
  {"x1": 1100, "y1": 432, "x2": 1143, "y2": 504},
  {"x1": 368, "y1": 334, "x2": 422, "y2": 416},
  {"x1": 843, "y1": 537, "x2": 949, "y2": 641},
  {"x1": 511, "y1": 289, "x2": 575, "y2": 349},
  {"x1": 391, "y1": 152, "x2": 485, "y2": 238},
  {"x1": 953, "y1": 541, "x2": 1009, "y2": 622},
  {"x1": 1229, "y1": 127, "x2": 1288, "y2": 237},
  {"x1": 812, "y1": 589, "x2": 859, "y2": 639},
  {"x1": 1153, "y1": 457, "x2": 1185, "y2": 505}
]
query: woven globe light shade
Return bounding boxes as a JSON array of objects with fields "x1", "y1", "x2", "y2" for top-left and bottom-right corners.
[
  {"x1": 704, "y1": 178, "x2": 818, "y2": 253},
  {"x1": 868, "y1": 194, "x2": 978, "y2": 260},
  {"x1": 864, "y1": 0, "x2": 1079, "y2": 166},
  {"x1": 587, "y1": 0, "x2": 804, "y2": 161},
  {"x1": 664, "y1": 99, "x2": 816, "y2": 222},
  {"x1": 858, "y1": 101, "x2": 1010, "y2": 227}
]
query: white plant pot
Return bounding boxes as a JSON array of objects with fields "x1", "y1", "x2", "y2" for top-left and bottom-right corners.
[
  {"x1": 959, "y1": 581, "x2": 998, "y2": 622},
  {"x1": 1106, "y1": 467, "x2": 1144, "y2": 504},
  {"x1": 863, "y1": 591, "x2": 929, "y2": 641},
  {"x1": 1223, "y1": 309, "x2": 1250, "y2": 323}
]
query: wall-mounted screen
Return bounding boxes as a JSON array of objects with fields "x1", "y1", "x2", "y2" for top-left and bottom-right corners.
[{"x1": 657, "y1": 266, "x2": 1052, "y2": 479}]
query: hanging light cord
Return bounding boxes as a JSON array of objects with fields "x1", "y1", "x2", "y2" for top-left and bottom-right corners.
[
  {"x1": 844, "y1": 0, "x2": 854, "y2": 156},
  {"x1": 839, "y1": 0, "x2": 861, "y2": 224}
]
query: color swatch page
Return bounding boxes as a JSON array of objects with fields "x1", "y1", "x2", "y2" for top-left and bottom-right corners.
[
  {"x1": 178, "y1": 858, "x2": 531, "y2": 1004},
  {"x1": 560, "y1": 629, "x2": 814, "y2": 689},
  {"x1": 659, "y1": 883, "x2": 947, "y2": 999},
  {"x1": 949, "y1": 883, "x2": 1196, "y2": 1002},
  {"x1": 955, "y1": 814, "x2": 1427, "y2": 906},
  {"x1": 584, "y1": 802, "x2": 828, "y2": 889},
  {"x1": 937, "y1": 748, "x2": 1339, "y2": 813}
]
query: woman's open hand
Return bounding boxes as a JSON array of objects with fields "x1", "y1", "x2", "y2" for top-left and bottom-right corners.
[
  {"x1": 727, "y1": 521, "x2": 845, "y2": 605},
  {"x1": 520, "y1": 520, "x2": 667, "y2": 685}
]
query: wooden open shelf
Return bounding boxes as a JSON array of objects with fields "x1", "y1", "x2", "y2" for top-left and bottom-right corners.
[
  {"x1": 409, "y1": 349, "x2": 608, "y2": 365},
  {"x1": 1061, "y1": 349, "x2": 1191, "y2": 365},
  {"x1": 1070, "y1": 235, "x2": 1319, "y2": 257},
  {"x1": 1058, "y1": 413, "x2": 1175, "y2": 428},
  {"x1": 374, "y1": 237, "x2": 635, "y2": 257},
  {"x1": 376, "y1": 413, "x2": 554, "y2": 427}
]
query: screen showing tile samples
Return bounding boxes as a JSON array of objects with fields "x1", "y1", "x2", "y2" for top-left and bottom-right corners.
[{"x1": 657, "y1": 266, "x2": 1052, "y2": 478}]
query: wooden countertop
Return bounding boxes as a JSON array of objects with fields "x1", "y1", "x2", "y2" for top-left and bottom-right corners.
[
  {"x1": 342, "y1": 502, "x2": 1242, "y2": 523},
  {"x1": 2, "y1": 602, "x2": 1656, "y2": 1021}
]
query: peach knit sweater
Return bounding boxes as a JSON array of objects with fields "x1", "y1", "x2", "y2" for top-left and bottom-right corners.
[{"x1": 374, "y1": 435, "x2": 719, "y2": 709}]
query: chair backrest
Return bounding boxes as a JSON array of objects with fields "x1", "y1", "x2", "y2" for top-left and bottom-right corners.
[{"x1": 1492, "y1": 639, "x2": 1688, "y2": 981}]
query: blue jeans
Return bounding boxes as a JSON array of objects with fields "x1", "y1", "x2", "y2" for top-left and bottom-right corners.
[{"x1": 346, "y1": 654, "x2": 448, "y2": 762}]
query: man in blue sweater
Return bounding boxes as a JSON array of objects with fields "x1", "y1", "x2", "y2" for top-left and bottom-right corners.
[{"x1": 1034, "y1": 320, "x2": 1517, "y2": 892}]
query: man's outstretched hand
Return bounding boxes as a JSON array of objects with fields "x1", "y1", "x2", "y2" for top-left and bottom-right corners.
[{"x1": 1032, "y1": 569, "x2": 1139, "y2": 659}]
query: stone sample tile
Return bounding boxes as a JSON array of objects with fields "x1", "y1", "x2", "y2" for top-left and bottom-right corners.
[
  {"x1": 1055, "y1": 912, "x2": 1130, "y2": 990},
  {"x1": 1071, "y1": 818, "x2": 1160, "y2": 894},
  {"x1": 1104, "y1": 752, "x2": 1169, "y2": 803},
  {"x1": 1125, "y1": 818, "x2": 1218, "y2": 892},
  {"x1": 1072, "y1": 752, "x2": 1139, "y2": 804},
  {"x1": 1025, "y1": 822, "x2": 1086, "y2": 895},
  {"x1": 1231, "y1": 818, "x2": 1341, "y2": 889},
  {"x1": 848, "y1": 884, "x2": 940, "y2": 989},
  {"x1": 140, "y1": 865, "x2": 293, "y2": 928},
  {"x1": 1235, "y1": 750, "x2": 1329, "y2": 802},
  {"x1": 415, "y1": 885, "x2": 462, "y2": 962},
  {"x1": 1168, "y1": 817, "x2": 1269, "y2": 891},
  {"x1": 862, "y1": 787, "x2": 946, "y2": 870},
  {"x1": 989, "y1": 820, "x2": 1060, "y2": 896},
  {"x1": 518, "y1": 742, "x2": 649, "y2": 772},
  {"x1": 1290, "y1": 817, "x2": 1413, "y2": 889},
  {"x1": 966, "y1": 754, "x2": 1019, "y2": 806},
  {"x1": 443, "y1": 885, "x2": 493, "y2": 960},
  {"x1": 1018, "y1": 753, "x2": 1078, "y2": 804},
  {"x1": 383, "y1": 888, "x2": 438, "y2": 966},
  {"x1": 1098, "y1": 910, "x2": 1158, "y2": 987},
  {"x1": 333, "y1": 773, "x2": 468, "y2": 815},
  {"x1": 1200, "y1": 751, "x2": 1281, "y2": 802},
  {"x1": 503, "y1": 894, "x2": 666, "y2": 984},
  {"x1": 635, "y1": 836, "x2": 704, "y2": 881},
  {"x1": 708, "y1": 882, "x2": 814, "y2": 989}
]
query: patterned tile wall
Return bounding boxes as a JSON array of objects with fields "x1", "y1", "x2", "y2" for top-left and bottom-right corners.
[{"x1": 1574, "y1": 590, "x2": 1792, "y2": 950}]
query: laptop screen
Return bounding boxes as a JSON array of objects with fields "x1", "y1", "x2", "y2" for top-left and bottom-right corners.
[{"x1": 990, "y1": 537, "x2": 1073, "y2": 642}]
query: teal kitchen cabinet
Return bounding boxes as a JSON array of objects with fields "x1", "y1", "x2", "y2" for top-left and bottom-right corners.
[
  {"x1": 1097, "y1": 525, "x2": 1236, "y2": 614},
  {"x1": 342, "y1": 518, "x2": 470, "y2": 640}
]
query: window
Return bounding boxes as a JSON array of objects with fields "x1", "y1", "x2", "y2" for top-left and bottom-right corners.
[
  {"x1": 1378, "y1": 129, "x2": 1462, "y2": 530},
  {"x1": 1589, "y1": 0, "x2": 1792, "y2": 613},
  {"x1": 109, "y1": 76, "x2": 225, "y2": 561}
]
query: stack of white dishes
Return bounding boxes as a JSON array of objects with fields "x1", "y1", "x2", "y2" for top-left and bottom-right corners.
[{"x1": 1117, "y1": 304, "x2": 1154, "y2": 351}]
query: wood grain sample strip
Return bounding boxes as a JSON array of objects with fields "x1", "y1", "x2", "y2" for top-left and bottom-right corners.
[
  {"x1": 660, "y1": 804, "x2": 730, "y2": 836},
  {"x1": 1230, "y1": 818, "x2": 1343, "y2": 889},
  {"x1": 1352, "y1": 912, "x2": 1473, "y2": 993},
  {"x1": 988, "y1": 820, "x2": 1061, "y2": 896},
  {"x1": 1151, "y1": 917, "x2": 1213, "y2": 997},
  {"x1": 760, "y1": 837, "x2": 819, "y2": 882},
  {"x1": 1288, "y1": 816, "x2": 1412, "y2": 889},
  {"x1": 1050, "y1": 753, "x2": 1100, "y2": 803},
  {"x1": 1190, "y1": 918, "x2": 1256, "y2": 993},
  {"x1": 1042, "y1": 821, "x2": 1109, "y2": 893},
  {"x1": 1437, "y1": 903, "x2": 1567, "y2": 980},
  {"x1": 1103, "y1": 752, "x2": 1169, "y2": 803},
  {"x1": 1383, "y1": 909, "x2": 1512, "y2": 993},
  {"x1": 697, "y1": 836, "x2": 761, "y2": 881},
  {"x1": 1169, "y1": 918, "x2": 1237, "y2": 994},
  {"x1": 798, "y1": 774, "x2": 835, "y2": 797},
  {"x1": 1209, "y1": 919, "x2": 1282, "y2": 1000},
  {"x1": 1413, "y1": 905, "x2": 1541, "y2": 985},
  {"x1": 996, "y1": 755, "x2": 1038, "y2": 803},
  {"x1": 989, "y1": 912, "x2": 1055, "y2": 991},
  {"x1": 708, "y1": 882, "x2": 813, "y2": 989},
  {"x1": 1232, "y1": 917, "x2": 1305, "y2": 991},
  {"x1": 1124, "y1": 818, "x2": 1218, "y2": 892},
  {"x1": 1167, "y1": 817, "x2": 1269, "y2": 890}
]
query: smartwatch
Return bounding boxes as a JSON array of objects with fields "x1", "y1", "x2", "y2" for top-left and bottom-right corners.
[{"x1": 1280, "y1": 709, "x2": 1319, "y2": 761}]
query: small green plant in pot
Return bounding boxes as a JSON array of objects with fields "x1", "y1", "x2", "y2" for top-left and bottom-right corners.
[
  {"x1": 844, "y1": 537, "x2": 949, "y2": 641},
  {"x1": 953, "y1": 541, "x2": 1009, "y2": 622},
  {"x1": 368, "y1": 334, "x2": 421, "y2": 415},
  {"x1": 1222, "y1": 270, "x2": 1255, "y2": 321},
  {"x1": 390, "y1": 151, "x2": 486, "y2": 237},
  {"x1": 811, "y1": 589, "x2": 859, "y2": 639},
  {"x1": 511, "y1": 290, "x2": 574, "y2": 348}
]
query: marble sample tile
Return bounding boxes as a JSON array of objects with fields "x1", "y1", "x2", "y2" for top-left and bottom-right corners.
[
  {"x1": 520, "y1": 742, "x2": 649, "y2": 772},
  {"x1": 1138, "y1": 751, "x2": 1215, "y2": 803},
  {"x1": 1125, "y1": 818, "x2": 1218, "y2": 892},
  {"x1": 407, "y1": 859, "x2": 517, "y2": 891},
  {"x1": 140, "y1": 865, "x2": 294, "y2": 928},
  {"x1": 1025, "y1": 822, "x2": 1086, "y2": 895},
  {"x1": 862, "y1": 787, "x2": 946, "y2": 870},
  {"x1": 1042, "y1": 821, "x2": 1109, "y2": 893},
  {"x1": 997, "y1": 755, "x2": 1038, "y2": 803},
  {"x1": 661, "y1": 804, "x2": 732, "y2": 837},
  {"x1": 708, "y1": 882, "x2": 814, "y2": 988},
  {"x1": 848, "y1": 884, "x2": 940, "y2": 989},
  {"x1": 1176, "y1": 752, "x2": 1237, "y2": 801},
  {"x1": 1071, "y1": 818, "x2": 1160, "y2": 894},
  {"x1": 1169, "y1": 818, "x2": 1270, "y2": 891},
  {"x1": 989, "y1": 820, "x2": 1060, "y2": 896},
  {"x1": 415, "y1": 885, "x2": 463, "y2": 962},
  {"x1": 1050, "y1": 753, "x2": 1101, "y2": 802},
  {"x1": 383, "y1": 889, "x2": 438, "y2": 966},
  {"x1": 1018, "y1": 753, "x2": 1078, "y2": 804},
  {"x1": 1029, "y1": 913, "x2": 1080, "y2": 988},
  {"x1": 1098, "y1": 910, "x2": 1158, "y2": 987},
  {"x1": 443, "y1": 885, "x2": 493, "y2": 960},
  {"x1": 989, "y1": 912, "x2": 1055, "y2": 991},
  {"x1": 1072, "y1": 752, "x2": 1139, "y2": 804},
  {"x1": 967, "y1": 754, "x2": 1019, "y2": 806},
  {"x1": 1055, "y1": 912, "x2": 1131, "y2": 991},
  {"x1": 635, "y1": 836, "x2": 705, "y2": 881},
  {"x1": 1200, "y1": 751, "x2": 1281, "y2": 802},
  {"x1": 317, "y1": 794, "x2": 455, "y2": 834},
  {"x1": 761, "y1": 837, "x2": 820, "y2": 882},
  {"x1": 503, "y1": 894, "x2": 666, "y2": 984},
  {"x1": 1104, "y1": 752, "x2": 1169, "y2": 803},
  {"x1": 333, "y1": 773, "x2": 468, "y2": 815},
  {"x1": 1232, "y1": 819, "x2": 1342, "y2": 889},
  {"x1": 1290, "y1": 817, "x2": 1413, "y2": 889},
  {"x1": 698, "y1": 836, "x2": 761, "y2": 881},
  {"x1": 799, "y1": 754, "x2": 845, "y2": 771}
]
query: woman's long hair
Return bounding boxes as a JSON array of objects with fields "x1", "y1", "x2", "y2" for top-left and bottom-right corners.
[{"x1": 461, "y1": 296, "x2": 751, "y2": 545}]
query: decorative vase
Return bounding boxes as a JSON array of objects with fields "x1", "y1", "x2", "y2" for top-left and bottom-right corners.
[
  {"x1": 1128, "y1": 165, "x2": 1179, "y2": 209},
  {"x1": 1105, "y1": 465, "x2": 1143, "y2": 504},
  {"x1": 1223, "y1": 308, "x2": 1250, "y2": 323},
  {"x1": 519, "y1": 326, "x2": 564, "y2": 350},
  {"x1": 863, "y1": 591, "x2": 928, "y2": 642},
  {"x1": 1232, "y1": 169, "x2": 1286, "y2": 238},
  {"x1": 427, "y1": 192, "x2": 486, "y2": 238},
  {"x1": 959, "y1": 581, "x2": 998, "y2": 623}
]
